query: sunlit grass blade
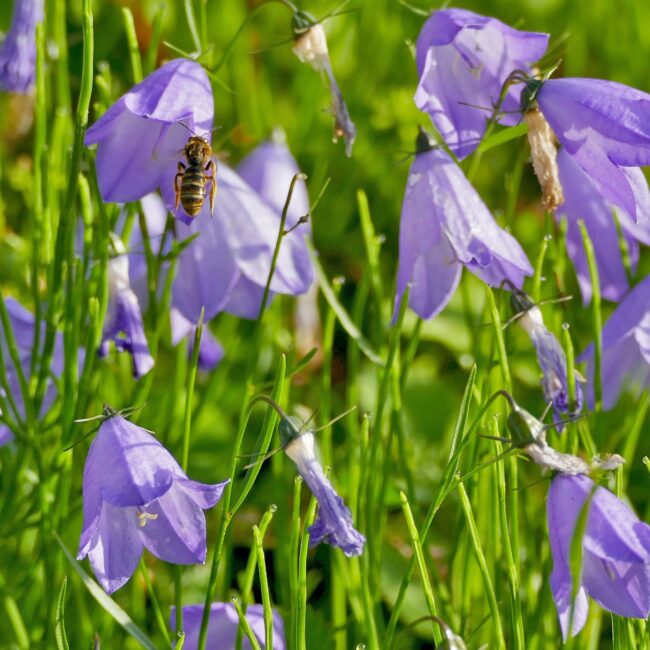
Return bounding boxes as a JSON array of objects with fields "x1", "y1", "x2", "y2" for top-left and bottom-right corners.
[{"x1": 55, "y1": 576, "x2": 70, "y2": 650}]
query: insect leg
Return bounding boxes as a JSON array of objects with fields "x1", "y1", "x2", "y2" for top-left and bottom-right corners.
[
  {"x1": 206, "y1": 160, "x2": 217, "y2": 216},
  {"x1": 174, "y1": 162, "x2": 186, "y2": 213}
]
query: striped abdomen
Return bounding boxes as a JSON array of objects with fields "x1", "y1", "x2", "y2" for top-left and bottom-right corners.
[{"x1": 180, "y1": 164, "x2": 206, "y2": 216}]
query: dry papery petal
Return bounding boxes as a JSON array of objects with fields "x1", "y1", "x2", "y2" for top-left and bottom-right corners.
[
  {"x1": 293, "y1": 23, "x2": 330, "y2": 70},
  {"x1": 525, "y1": 108, "x2": 564, "y2": 210}
]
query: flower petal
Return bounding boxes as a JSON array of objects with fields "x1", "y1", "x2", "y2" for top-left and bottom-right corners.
[
  {"x1": 139, "y1": 483, "x2": 208, "y2": 564},
  {"x1": 83, "y1": 502, "x2": 143, "y2": 594}
]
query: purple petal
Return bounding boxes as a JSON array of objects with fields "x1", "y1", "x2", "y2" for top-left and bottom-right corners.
[
  {"x1": 176, "y1": 477, "x2": 229, "y2": 510},
  {"x1": 538, "y1": 78, "x2": 650, "y2": 219},
  {"x1": 86, "y1": 59, "x2": 213, "y2": 204},
  {"x1": 170, "y1": 603, "x2": 285, "y2": 650},
  {"x1": 172, "y1": 210, "x2": 240, "y2": 323},
  {"x1": 556, "y1": 149, "x2": 633, "y2": 304},
  {"x1": 285, "y1": 432, "x2": 365, "y2": 557},
  {"x1": 82, "y1": 502, "x2": 143, "y2": 594},
  {"x1": 139, "y1": 482, "x2": 208, "y2": 564},
  {"x1": 237, "y1": 138, "x2": 310, "y2": 228},
  {"x1": 0, "y1": 0, "x2": 43, "y2": 93},
  {"x1": 415, "y1": 9, "x2": 548, "y2": 158},
  {"x1": 102, "y1": 257, "x2": 154, "y2": 378},
  {"x1": 170, "y1": 309, "x2": 224, "y2": 370},
  {"x1": 223, "y1": 275, "x2": 272, "y2": 320},
  {"x1": 547, "y1": 475, "x2": 591, "y2": 638},
  {"x1": 83, "y1": 414, "x2": 182, "y2": 510},
  {"x1": 395, "y1": 155, "x2": 462, "y2": 319}
]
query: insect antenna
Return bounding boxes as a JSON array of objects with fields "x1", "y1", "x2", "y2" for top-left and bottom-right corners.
[{"x1": 177, "y1": 120, "x2": 223, "y2": 139}]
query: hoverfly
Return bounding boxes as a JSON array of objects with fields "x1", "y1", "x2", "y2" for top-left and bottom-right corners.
[{"x1": 174, "y1": 124, "x2": 218, "y2": 218}]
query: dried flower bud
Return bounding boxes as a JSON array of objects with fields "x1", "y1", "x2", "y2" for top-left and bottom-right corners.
[
  {"x1": 525, "y1": 108, "x2": 564, "y2": 210},
  {"x1": 293, "y1": 23, "x2": 330, "y2": 70}
]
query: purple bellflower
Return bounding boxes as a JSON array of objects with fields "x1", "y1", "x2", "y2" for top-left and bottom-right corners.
[
  {"x1": 580, "y1": 275, "x2": 650, "y2": 410},
  {"x1": 85, "y1": 58, "x2": 213, "y2": 205},
  {"x1": 164, "y1": 163, "x2": 313, "y2": 323},
  {"x1": 414, "y1": 8, "x2": 548, "y2": 159},
  {"x1": 170, "y1": 308, "x2": 224, "y2": 371},
  {"x1": 77, "y1": 411, "x2": 228, "y2": 594},
  {"x1": 0, "y1": 0, "x2": 43, "y2": 93},
  {"x1": 511, "y1": 288, "x2": 583, "y2": 425},
  {"x1": 556, "y1": 148, "x2": 650, "y2": 304},
  {"x1": 170, "y1": 603, "x2": 285, "y2": 650},
  {"x1": 281, "y1": 415, "x2": 365, "y2": 557},
  {"x1": 228, "y1": 134, "x2": 312, "y2": 318},
  {"x1": 547, "y1": 474, "x2": 650, "y2": 640},
  {"x1": 100, "y1": 236, "x2": 154, "y2": 379},
  {"x1": 292, "y1": 15, "x2": 356, "y2": 157},
  {"x1": 521, "y1": 77, "x2": 650, "y2": 220},
  {"x1": 395, "y1": 130, "x2": 533, "y2": 320}
]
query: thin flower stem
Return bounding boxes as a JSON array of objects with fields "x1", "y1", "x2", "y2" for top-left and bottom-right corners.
[
  {"x1": 297, "y1": 496, "x2": 318, "y2": 650},
  {"x1": 532, "y1": 234, "x2": 551, "y2": 303},
  {"x1": 232, "y1": 598, "x2": 262, "y2": 650},
  {"x1": 197, "y1": 175, "x2": 306, "y2": 650},
  {"x1": 289, "y1": 476, "x2": 303, "y2": 648},
  {"x1": 578, "y1": 221, "x2": 602, "y2": 411},
  {"x1": 399, "y1": 491, "x2": 440, "y2": 642},
  {"x1": 253, "y1": 526, "x2": 274, "y2": 649},
  {"x1": 563, "y1": 323, "x2": 577, "y2": 413},
  {"x1": 36, "y1": 0, "x2": 93, "y2": 411},
  {"x1": 144, "y1": 5, "x2": 165, "y2": 75},
  {"x1": 121, "y1": 8, "x2": 143, "y2": 84},
  {"x1": 138, "y1": 560, "x2": 172, "y2": 646},
  {"x1": 183, "y1": 0, "x2": 203, "y2": 53},
  {"x1": 486, "y1": 286, "x2": 512, "y2": 394},
  {"x1": 458, "y1": 482, "x2": 506, "y2": 649}
]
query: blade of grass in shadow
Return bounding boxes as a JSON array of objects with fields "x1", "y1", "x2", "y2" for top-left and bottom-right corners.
[
  {"x1": 55, "y1": 535, "x2": 157, "y2": 650},
  {"x1": 307, "y1": 240, "x2": 383, "y2": 367}
]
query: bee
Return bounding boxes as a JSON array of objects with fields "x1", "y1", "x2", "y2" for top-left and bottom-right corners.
[{"x1": 174, "y1": 135, "x2": 217, "y2": 218}]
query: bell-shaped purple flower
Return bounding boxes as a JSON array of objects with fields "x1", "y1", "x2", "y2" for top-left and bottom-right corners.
[
  {"x1": 100, "y1": 238, "x2": 154, "y2": 379},
  {"x1": 414, "y1": 8, "x2": 548, "y2": 159},
  {"x1": 513, "y1": 294, "x2": 583, "y2": 425},
  {"x1": 547, "y1": 474, "x2": 650, "y2": 639},
  {"x1": 579, "y1": 275, "x2": 650, "y2": 410},
  {"x1": 77, "y1": 412, "x2": 228, "y2": 594},
  {"x1": 284, "y1": 428, "x2": 365, "y2": 557},
  {"x1": 170, "y1": 308, "x2": 223, "y2": 371},
  {"x1": 170, "y1": 603, "x2": 285, "y2": 650},
  {"x1": 0, "y1": 0, "x2": 43, "y2": 93},
  {"x1": 528, "y1": 77, "x2": 650, "y2": 220},
  {"x1": 86, "y1": 58, "x2": 213, "y2": 204},
  {"x1": 395, "y1": 135, "x2": 533, "y2": 320},
  {"x1": 224, "y1": 135, "x2": 312, "y2": 318},
  {"x1": 166, "y1": 163, "x2": 313, "y2": 323},
  {"x1": 556, "y1": 148, "x2": 650, "y2": 304}
]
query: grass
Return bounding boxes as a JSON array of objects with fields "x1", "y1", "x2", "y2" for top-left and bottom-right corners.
[{"x1": 0, "y1": 0, "x2": 649, "y2": 648}]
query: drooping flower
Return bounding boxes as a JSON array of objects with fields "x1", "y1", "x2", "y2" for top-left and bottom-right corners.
[
  {"x1": 170, "y1": 308, "x2": 223, "y2": 371},
  {"x1": 502, "y1": 391, "x2": 622, "y2": 474},
  {"x1": 395, "y1": 129, "x2": 533, "y2": 320},
  {"x1": 170, "y1": 603, "x2": 285, "y2": 650},
  {"x1": 100, "y1": 236, "x2": 154, "y2": 379},
  {"x1": 85, "y1": 58, "x2": 213, "y2": 205},
  {"x1": 164, "y1": 163, "x2": 313, "y2": 323},
  {"x1": 0, "y1": 297, "x2": 80, "y2": 446},
  {"x1": 77, "y1": 411, "x2": 228, "y2": 594},
  {"x1": 228, "y1": 133, "x2": 312, "y2": 318},
  {"x1": 521, "y1": 77, "x2": 650, "y2": 220},
  {"x1": 414, "y1": 8, "x2": 548, "y2": 159},
  {"x1": 547, "y1": 474, "x2": 650, "y2": 639},
  {"x1": 579, "y1": 275, "x2": 650, "y2": 410},
  {"x1": 555, "y1": 148, "x2": 650, "y2": 304},
  {"x1": 292, "y1": 14, "x2": 356, "y2": 156},
  {"x1": 510, "y1": 288, "x2": 583, "y2": 425},
  {"x1": 280, "y1": 415, "x2": 365, "y2": 557},
  {"x1": 0, "y1": 0, "x2": 43, "y2": 93}
]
